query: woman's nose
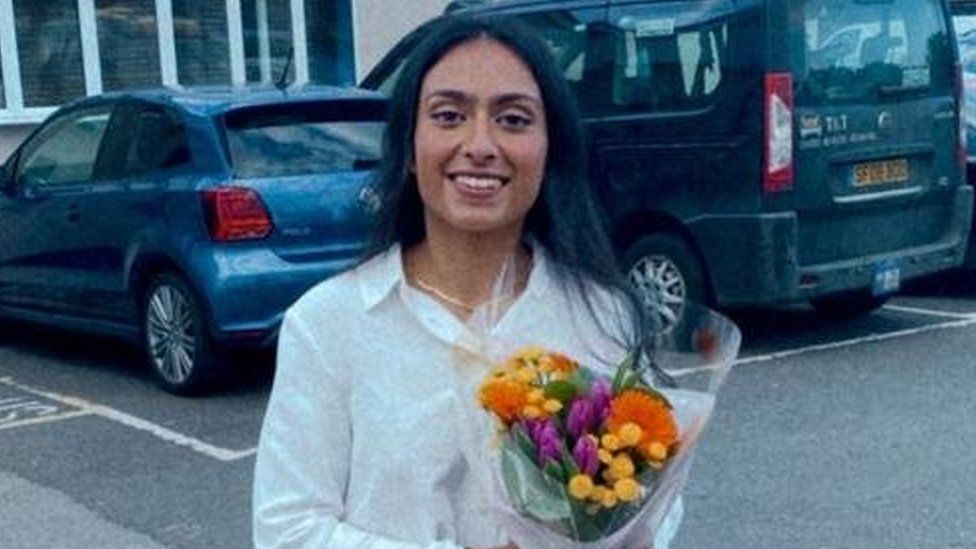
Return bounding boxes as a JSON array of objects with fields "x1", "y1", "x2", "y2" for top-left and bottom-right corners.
[{"x1": 461, "y1": 115, "x2": 498, "y2": 163}]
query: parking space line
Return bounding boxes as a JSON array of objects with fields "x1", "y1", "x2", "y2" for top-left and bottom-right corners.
[
  {"x1": 670, "y1": 315, "x2": 976, "y2": 377},
  {"x1": 0, "y1": 410, "x2": 93, "y2": 432},
  {"x1": 882, "y1": 304, "x2": 976, "y2": 319},
  {"x1": 0, "y1": 377, "x2": 257, "y2": 462}
]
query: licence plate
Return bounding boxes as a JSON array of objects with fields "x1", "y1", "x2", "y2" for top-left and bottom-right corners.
[
  {"x1": 852, "y1": 158, "x2": 909, "y2": 188},
  {"x1": 872, "y1": 259, "x2": 900, "y2": 296}
]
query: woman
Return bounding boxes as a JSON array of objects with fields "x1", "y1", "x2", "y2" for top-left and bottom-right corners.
[{"x1": 253, "y1": 14, "x2": 683, "y2": 548}]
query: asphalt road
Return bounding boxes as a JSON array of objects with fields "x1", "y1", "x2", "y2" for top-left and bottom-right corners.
[{"x1": 1, "y1": 273, "x2": 975, "y2": 549}]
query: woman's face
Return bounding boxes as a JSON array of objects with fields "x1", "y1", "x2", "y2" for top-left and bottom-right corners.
[{"x1": 413, "y1": 37, "x2": 548, "y2": 240}]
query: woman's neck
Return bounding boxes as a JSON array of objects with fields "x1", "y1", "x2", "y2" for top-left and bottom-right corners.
[{"x1": 404, "y1": 228, "x2": 532, "y2": 314}]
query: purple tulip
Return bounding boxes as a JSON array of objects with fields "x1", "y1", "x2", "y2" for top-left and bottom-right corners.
[
  {"x1": 572, "y1": 435, "x2": 599, "y2": 476},
  {"x1": 527, "y1": 418, "x2": 563, "y2": 466},
  {"x1": 590, "y1": 379, "x2": 612, "y2": 424},
  {"x1": 567, "y1": 398, "x2": 595, "y2": 440}
]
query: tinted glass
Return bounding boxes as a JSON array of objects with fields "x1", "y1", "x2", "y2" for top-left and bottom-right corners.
[
  {"x1": 127, "y1": 107, "x2": 191, "y2": 175},
  {"x1": 604, "y1": 1, "x2": 732, "y2": 115},
  {"x1": 172, "y1": 0, "x2": 230, "y2": 86},
  {"x1": 796, "y1": 0, "x2": 952, "y2": 105},
  {"x1": 18, "y1": 107, "x2": 113, "y2": 187},
  {"x1": 953, "y1": 13, "x2": 976, "y2": 155},
  {"x1": 223, "y1": 103, "x2": 385, "y2": 178}
]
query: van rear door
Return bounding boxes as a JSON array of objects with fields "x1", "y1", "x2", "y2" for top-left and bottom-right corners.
[{"x1": 777, "y1": 0, "x2": 960, "y2": 271}]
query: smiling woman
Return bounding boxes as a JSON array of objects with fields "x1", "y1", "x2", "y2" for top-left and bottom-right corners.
[{"x1": 253, "y1": 13, "x2": 676, "y2": 549}]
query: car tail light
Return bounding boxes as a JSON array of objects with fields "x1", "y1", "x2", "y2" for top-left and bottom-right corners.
[
  {"x1": 955, "y1": 62, "x2": 967, "y2": 182},
  {"x1": 764, "y1": 72, "x2": 794, "y2": 193},
  {"x1": 201, "y1": 187, "x2": 273, "y2": 241}
]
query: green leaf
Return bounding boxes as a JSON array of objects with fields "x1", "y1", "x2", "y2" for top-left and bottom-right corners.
[
  {"x1": 544, "y1": 380, "x2": 578, "y2": 403},
  {"x1": 560, "y1": 445, "x2": 581, "y2": 477},
  {"x1": 512, "y1": 424, "x2": 537, "y2": 457},
  {"x1": 544, "y1": 459, "x2": 567, "y2": 483},
  {"x1": 500, "y1": 437, "x2": 573, "y2": 522}
]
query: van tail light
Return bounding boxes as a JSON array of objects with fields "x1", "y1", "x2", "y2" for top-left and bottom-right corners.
[
  {"x1": 201, "y1": 186, "x2": 273, "y2": 241},
  {"x1": 955, "y1": 62, "x2": 967, "y2": 182},
  {"x1": 764, "y1": 72, "x2": 794, "y2": 193}
]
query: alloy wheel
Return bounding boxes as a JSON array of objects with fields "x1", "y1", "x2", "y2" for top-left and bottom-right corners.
[
  {"x1": 145, "y1": 284, "x2": 197, "y2": 385},
  {"x1": 627, "y1": 253, "x2": 687, "y2": 333}
]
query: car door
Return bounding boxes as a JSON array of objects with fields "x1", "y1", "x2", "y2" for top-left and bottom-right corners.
[
  {"x1": 0, "y1": 103, "x2": 114, "y2": 314},
  {"x1": 72, "y1": 101, "x2": 194, "y2": 323}
]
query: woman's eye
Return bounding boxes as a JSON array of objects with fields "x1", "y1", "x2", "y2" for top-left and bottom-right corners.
[
  {"x1": 497, "y1": 113, "x2": 533, "y2": 129},
  {"x1": 431, "y1": 110, "x2": 464, "y2": 125}
]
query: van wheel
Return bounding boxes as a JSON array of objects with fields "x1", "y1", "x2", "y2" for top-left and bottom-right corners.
[
  {"x1": 142, "y1": 273, "x2": 221, "y2": 395},
  {"x1": 811, "y1": 290, "x2": 889, "y2": 318},
  {"x1": 623, "y1": 234, "x2": 708, "y2": 333}
]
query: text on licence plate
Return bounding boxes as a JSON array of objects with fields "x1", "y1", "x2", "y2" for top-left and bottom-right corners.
[{"x1": 852, "y1": 158, "x2": 909, "y2": 188}]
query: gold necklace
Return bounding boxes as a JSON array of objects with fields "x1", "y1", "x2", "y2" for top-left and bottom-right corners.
[{"x1": 411, "y1": 276, "x2": 481, "y2": 312}]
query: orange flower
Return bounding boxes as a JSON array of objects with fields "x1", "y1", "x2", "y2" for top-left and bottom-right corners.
[
  {"x1": 479, "y1": 378, "x2": 531, "y2": 424},
  {"x1": 606, "y1": 390, "x2": 678, "y2": 458},
  {"x1": 540, "y1": 352, "x2": 579, "y2": 374}
]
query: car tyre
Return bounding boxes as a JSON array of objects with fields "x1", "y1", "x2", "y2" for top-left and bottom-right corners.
[
  {"x1": 811, "y1": 290, "x2": 889, "y2": 318},
  {"x1": 623, "y1": 233, "x2": 709, "y2": 333},
  {"x1": 142, "y1": 273, "x2": 222, "y2": 395}
]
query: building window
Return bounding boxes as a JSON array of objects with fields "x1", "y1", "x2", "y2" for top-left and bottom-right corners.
[
  {"x1": 0, "y1": 41, "x2": 5, "y2": 109},
  {"x1": 96, "y1": 0, "x2": 162, "y2": 91},
  {"x1": 13, "y1": 0, "x2": 86, "y2": 107},
  {"x1": 306, "y1": 0, "x2": 354, "y2": 85},
  {"x1": 241, "y1": 0, "x2": 295, "y2": 85},
  {"x1": 172, "y1": 0, "x2": 230, "y2": 86}
]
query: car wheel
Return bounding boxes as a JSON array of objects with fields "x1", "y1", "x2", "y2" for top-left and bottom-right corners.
[
  {"x1": 811, "y1": 290, "x2": 889, "y2": 318},
  {"x1": 142, "y1": 273, "x2": 220, "y2": 395},
  {"x1": 623, "y1": 233, "x2": 708, "y2": 333}
]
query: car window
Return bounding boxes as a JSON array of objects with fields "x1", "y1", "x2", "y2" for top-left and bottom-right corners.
[
  {"x1": 604, "y1": 1, "x2": 733, "y2": 115},
  {"x1": 17, "y1": 106, "x2": 113, "y2": 188},
  {"x1": 953, "y1": 12, "x2": 976, "y2": 155},
  {"x1": 222, "y1": 101, "x2": 386, "y2": 179},
  {"x1": 795, "y1": 0, "x2": 952, "y2": 105},
  {"x1": 126, "y1": 107, "x2": 192, "y2": 175}
]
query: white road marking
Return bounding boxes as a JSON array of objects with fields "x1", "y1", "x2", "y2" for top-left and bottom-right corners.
[
  {"x1": 882, "y1": 304, "x2": 976, "y2": 319},
  {"x1": 0, "y1": 377, "x2": 257, "y2": 462},
  {"x1": 671, "y1": 315, "x2": 976, "y2": 377},
  {"x1": 0, "y1": 410, "x2": 93, "y2": 432}
]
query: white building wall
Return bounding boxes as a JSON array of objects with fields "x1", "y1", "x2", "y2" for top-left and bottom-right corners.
[{"x1": 351, "y1": 0, "x2": 449, "y2": 83}]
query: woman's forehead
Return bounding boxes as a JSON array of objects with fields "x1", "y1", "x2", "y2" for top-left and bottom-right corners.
[{"x1": 420, "y1": 37, "x2": 542, "y2": 102}]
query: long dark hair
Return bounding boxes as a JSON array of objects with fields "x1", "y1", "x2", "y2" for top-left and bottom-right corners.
[{"x1": 365, "y1": 14, "x2": 660, "y2": 370}]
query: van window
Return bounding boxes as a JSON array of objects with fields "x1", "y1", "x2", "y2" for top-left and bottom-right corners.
[
  {"x1": 603, "y1": 1, "x2": 733, "y2": 115},
  {"x1": 796, "y1": 0, "x2": 952, "y2": 105}
]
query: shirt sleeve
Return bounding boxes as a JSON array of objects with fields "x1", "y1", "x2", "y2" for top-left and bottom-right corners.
[{"x1": 252, "y1": 306, "x2": 463, "y2": 549}]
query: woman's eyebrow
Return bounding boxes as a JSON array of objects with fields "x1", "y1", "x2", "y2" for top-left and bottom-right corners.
[
  {"x1": 423, "y1": 89, "x2": 470, "y2": 104},
  {"x1": 492, "y1": 92, "x2": 543, "y2": 109}
]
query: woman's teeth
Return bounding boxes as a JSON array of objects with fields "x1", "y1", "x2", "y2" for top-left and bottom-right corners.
[{"x1": 453, "y1": 175, "x2": 504, "y2": 191}]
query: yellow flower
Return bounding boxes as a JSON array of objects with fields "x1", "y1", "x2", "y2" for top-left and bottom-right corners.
[
  {"x1": 514, "y1": 346, "x2": 546, "y2": 363},
  {"x1": 527, "y1": 389, "x2": 544, "y2": 404},
  {"x1": 610, "y1": 454, "x2": 635, "y2": 479},
  {"x1": 538, "y1": 352, "x2": 579, "y2": 374},
  {"x1": 601, "y1": 434, "x2": 621, "y2": 452},
  {"x1": 515, "y1": 367, "x2": 537, "y2": 384},
  {"x1": 567, "y1": 474, "x2": 594, "y2": 500},
  {"x1": 647, "y1": 441, "x2": 669, "y2": 462},
  {"x1": 589, "y1": 485, "x2": 609, "y2": 503},
  {"x1": 613, "y1": 478, "x2": 641, "y2": 502},
  {"x1": 600, "y1": 489, "x2": 619, "y2": 509},
  {"x1": 543, "y1": 399, "x2": 563, "y2": 413},
  {"x1": 618, "y1": 422, "x2": 643, "y2": 447},
  {"x1": 522, "y1": 405, "x2": 542, "y2": 419},
  {"x1": 597, "y1": 449, "x2": 613, "y2": 465}
]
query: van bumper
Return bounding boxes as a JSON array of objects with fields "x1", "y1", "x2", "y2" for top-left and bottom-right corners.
[{"x1": 691, "y1": 185, "x2": 973, "y2": 306}]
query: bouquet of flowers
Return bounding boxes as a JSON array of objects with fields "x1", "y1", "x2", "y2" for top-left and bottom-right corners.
[{"x1": 465, "y1": 304, "x2": 740, "y2": 548}]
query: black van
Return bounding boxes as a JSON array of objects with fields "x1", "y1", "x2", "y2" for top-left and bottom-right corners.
[{"x1": 363, "y1": 0, "x2": 972, "y2": 327}]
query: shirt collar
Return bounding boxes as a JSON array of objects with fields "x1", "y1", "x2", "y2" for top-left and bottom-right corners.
[{"x1": 356, "y1": 239, "x2": 553, "y2": 312}]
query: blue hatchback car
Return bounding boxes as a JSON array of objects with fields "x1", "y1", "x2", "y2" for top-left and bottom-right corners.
[{"x1": 0, "y1": 87, "x2": 386, "y2": 394}]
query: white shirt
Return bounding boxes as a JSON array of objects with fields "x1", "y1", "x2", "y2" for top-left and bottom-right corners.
[{"x1": 253, "y1": 243, "x2": 683, "y2": 548}]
